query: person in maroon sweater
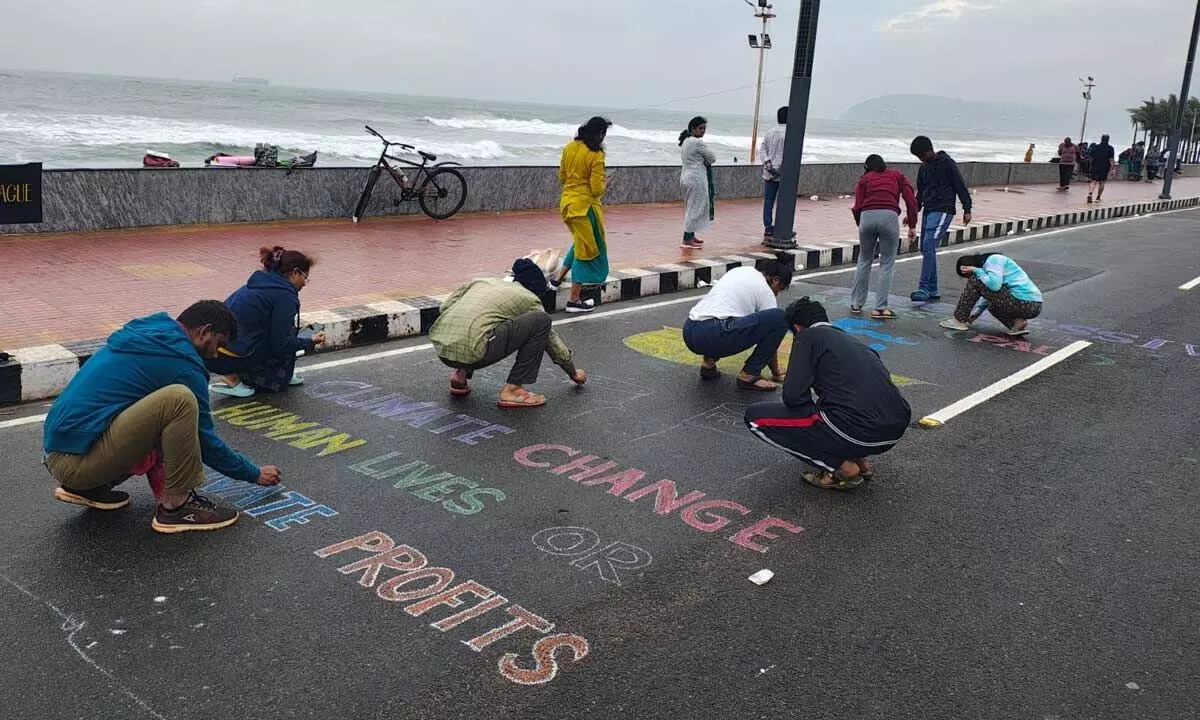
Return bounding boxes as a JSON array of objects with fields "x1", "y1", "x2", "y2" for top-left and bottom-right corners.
[{"x1": 849, "y1": 155, "x2": 918, "y2": 319}]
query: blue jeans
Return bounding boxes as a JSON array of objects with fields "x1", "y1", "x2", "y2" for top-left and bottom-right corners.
[
  {"x1": 763, "y1": 180, "x2": 781, "y2": 233},
  {"x1": 918, "y1": 211, "x2": 954, "y2": 295},
  {"x1": 682, "y1": 308, "x2": 787, "y2": 375}
]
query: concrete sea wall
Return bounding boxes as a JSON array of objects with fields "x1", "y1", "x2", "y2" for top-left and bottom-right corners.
[{"x1": 1, "y1": 162, "x2": 1059, "y2": 234}]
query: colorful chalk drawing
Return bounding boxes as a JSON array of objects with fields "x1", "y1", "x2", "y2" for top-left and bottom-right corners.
[
  {"x1": 314, "y1": 531, "x2": 590, "y2": 686},
  {"x1": 830, "y1": 317, "x2": 920, "y2": 352},
  {"x1": 531, "y1": 526, "x2": 652, "y2": 586},
  {"x1": 211, "y1": 402, "x2": 368, "y2": 457},
  {"x1": 199, "y1": 470, "x2": 338, "y2": 531},
  {"x1": 621, "y1": 327, "x2": 929, "y2": 388},
  {"x1": 348, "y1": 452, "x2": 506, "y2": 515}
]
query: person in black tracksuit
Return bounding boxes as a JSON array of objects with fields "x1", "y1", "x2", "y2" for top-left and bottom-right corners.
[{"x1": 743, "y1": 297, "x2": 912, "y2": 490}]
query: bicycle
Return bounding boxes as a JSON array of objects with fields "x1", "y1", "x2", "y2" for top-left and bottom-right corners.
[{"x1": 351, "y1": 125, "x2": 469, "y2": 222}]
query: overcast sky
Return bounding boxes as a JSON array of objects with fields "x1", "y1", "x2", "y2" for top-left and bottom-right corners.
[{"x1": 1, "y1": 0, "x2": 1194, "y2": 123}]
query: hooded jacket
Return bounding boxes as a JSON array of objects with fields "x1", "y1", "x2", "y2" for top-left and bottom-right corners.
[
  {"x1": 916, "y1": 151, "x2": 972, "y2": 216},
  {"x1": 223, "y1": 270, "x2": 313, "y2": 361},
  {"x1": 42, "y1": 313, "x2": 260, "y2": 483}
]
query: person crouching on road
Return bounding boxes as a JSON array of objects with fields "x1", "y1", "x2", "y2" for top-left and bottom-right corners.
[
  {"x1": 744, "y1": 297, "x2": 911, "y2": 491},
  {"x1": 209, "y1": 246, "x2": 325, "y2": 397},
  {"x1": 42, "y1": 301, "x2": 282, "y2": 533},
  {"x1": 939, "y1": 253, "x2": 1043, "y2": 337},
  {"x1": 430, "y1": 259, "x2": 587, "y2": 408},
  {"x1": 683, "y1": 253, "x2": 794, "y2": 391}
]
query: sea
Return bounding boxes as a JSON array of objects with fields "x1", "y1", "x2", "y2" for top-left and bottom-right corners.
[{"x1": 1, "y1": 70, "x2": 1034, "y2": 168}]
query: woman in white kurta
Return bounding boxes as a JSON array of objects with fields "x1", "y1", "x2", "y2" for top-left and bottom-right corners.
[{"x1": 679, "y1": 116, "x2": 716, "y2": 249}]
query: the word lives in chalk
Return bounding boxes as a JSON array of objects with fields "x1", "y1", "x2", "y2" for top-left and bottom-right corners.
[
  {"x1": 200, "y1": 471, "x2": 338, "y2": 531},
  {"x1": 532, "y1": 526, "x2": 652, "y2": 586},
  {"x1": 316, "y1": 531, "x2": 590, "y2": 686},
  {"x1": 212, "y1": 402, "x2": 368, "y2": 457},
  {"x1": 306, "y1": 381, "x2": 514, "y2": 445},
  {"x1": 514, "y1": 444, "x2": 803, "y2": 554},
  {"x1": 348, "y1": 452, "x2": 506, "y2": 516}
]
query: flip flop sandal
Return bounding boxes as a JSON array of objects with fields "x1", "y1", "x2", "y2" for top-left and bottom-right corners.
[
  {"x1": 450, "y1": 383, "x2": 471, "y2": 397},
  {"x1": 870, "y1": 309, "x2": 897, "y2": 320},
  {"x1": 1005, "y1": 328, "x2": 1030, "y2": 337},
  {"x1": 737, "y1": 377, "x2": 778, "y2": 392},
  {"x1": 497, "y1": 389, "x2": 546, "y2": 408},
  {"x1": 699, "y1": 366, "x2": 721, "y2": 380},
  {"x1": 850, "y1": 306, "x2": 863, "y2": 315},
  {"x1": 802, "y1": 471, "x2": 865, "y2": 491}
]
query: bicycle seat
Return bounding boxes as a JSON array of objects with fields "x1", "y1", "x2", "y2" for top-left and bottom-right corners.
[{"x1": 419, "y1": 150, "x2": 437, "y2": 162}]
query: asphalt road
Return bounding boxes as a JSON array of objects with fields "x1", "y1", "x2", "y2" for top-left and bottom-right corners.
[{"x1": 2, "y1": 209, "x2": 1199, "y2": 720}]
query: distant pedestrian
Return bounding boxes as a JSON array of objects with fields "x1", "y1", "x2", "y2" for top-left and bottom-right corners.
[
  {"x1": 430, "y1": 259, "x2": 586, "y2": 408},
  {"x1": 939, "y1": 253, "x2": 1043, "y2": 337},
  {"x1": 1057, "y1": 137, "x2": 1078, "y2": 190},
  {"x1": 1146, "y1": 146, "x2": 1163, "y2": 180},
  {"x1": 209, "y1": 247, "x2": 324, "y2": 398},
  {"x1": 849, "y1": 154, "x2": 917, "y2": 319},
  {"x1": 1077, "y1": 142, "x2": 1091, "y2": 177},
  {"x1": 679, "y1": 116, "x2": 716, "y2": 249},
  {"x1": 551, "y1": 116, "x2": 613, "y2": 313},
  {"x1": 1087, "y1": 134, "x2": 1115, "y2": 203},
  {"x1": 909, "y1": 135, "x2": 973, "y2": 303},
  {"x1": 760, "y1": 106, "x2": 788, "y2": 243},
  {"x1": 1023, "y1": 143, "x2": 1036, "y2": 163},
  {"x1": 683, "y1": 253, "x2": 794, "y2": 391},
  {"x1": 743, "y1": 297, "x2": 911, "y2": 491}
]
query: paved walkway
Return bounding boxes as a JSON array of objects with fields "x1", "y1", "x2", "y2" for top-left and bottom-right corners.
[{"x1": 1, "y1": 176, "x2": 1196, "y2": 349}]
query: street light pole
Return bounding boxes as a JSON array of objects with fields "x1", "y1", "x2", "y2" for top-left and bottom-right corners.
[
  {"x1": 746, "y1": 0, "x2": 775, "y2": 164},
  {"x1": 766, "y1": 0, "x2": 820, "y2": 249},
  {"x1": 1161, "y1": 0, "x2": 1200, "y2": 199},
  {"x1": 1079, "y1": 76, "x2": 1095, "y2": 144}
]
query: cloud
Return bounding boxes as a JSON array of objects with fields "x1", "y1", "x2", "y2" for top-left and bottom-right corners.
[{"x1": 880, "y1": 0, "x2": 996, "y2": 33}]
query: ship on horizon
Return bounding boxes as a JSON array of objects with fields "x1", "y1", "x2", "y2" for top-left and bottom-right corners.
[{"x1": 233, "y1": 75, "x2": 269, "y2": 85}]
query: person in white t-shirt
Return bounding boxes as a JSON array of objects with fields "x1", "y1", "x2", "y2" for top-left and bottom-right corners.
[
  {"x1": 682, "y1": 253, "x2": 794, "y2": 391},
  {"x1": 760, "y1": 106, "x2": 788, "y2": 242}
]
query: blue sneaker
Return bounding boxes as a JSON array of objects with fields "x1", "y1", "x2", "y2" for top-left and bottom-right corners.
[{"x1": 909, "y1": 289, "x2": 930, "y2": 302}]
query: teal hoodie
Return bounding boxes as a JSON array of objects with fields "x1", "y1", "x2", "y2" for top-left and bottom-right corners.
[{"x1": 43, "y1": 312, "x2": 260, "y2": 483}]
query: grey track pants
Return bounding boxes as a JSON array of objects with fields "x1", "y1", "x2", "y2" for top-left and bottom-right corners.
[{"x1": 851, "y1": 209, "x2": 901, "y2": 311}]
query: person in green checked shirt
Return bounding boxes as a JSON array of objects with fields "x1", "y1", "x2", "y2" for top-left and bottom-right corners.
[{"x1": 429, "y1": 259, "x2": 587, "y2": 408}]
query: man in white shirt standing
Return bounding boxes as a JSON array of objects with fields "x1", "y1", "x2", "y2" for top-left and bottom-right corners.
[
  {"x1": 760, "y1": 106, "x2": 788, "y2": 243},
  {"x1": 682, "y1": 253, "x2": 794, "y2": 391}
]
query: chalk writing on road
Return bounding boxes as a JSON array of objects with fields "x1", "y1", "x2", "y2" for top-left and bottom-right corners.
[
  {"x1": 200, "y1": 470, "x2": 338, "y2": 531},
  {"x1": 307, "y1": 381, "x2": 514, "y2": 445},
  {"x1": 514, "y1": 444, "x2": 803, "y2": 554},
  {"x1": 531, "y1": 526, "x2": 652, "y2": 586},
  {"x1": 348, "y1": 452, "x2": 506, "y2": 515},
  {"x1": 315, "y1": 531, "x2": 590, "y2": 686},
  {"x1": 621, "y1": 327, "x2": 929, "y2": 387},
  {"x1": 831, "y1": 317, "x2": 920, "y2": 352},
  {"x1": 212, "y1": 402, "x2": 368, "y2": 457}
]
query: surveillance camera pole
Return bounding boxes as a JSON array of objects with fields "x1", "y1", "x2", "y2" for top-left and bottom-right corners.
[
  {"x1": 766, "y1": 0, "x2": 820, "y2": 250},
  {"x1": 1161, "y1": 0, "x2": 1200, "y2": 199},
  {"x1": 746, "y1": 1, "x2": 775, "y2": 164}
]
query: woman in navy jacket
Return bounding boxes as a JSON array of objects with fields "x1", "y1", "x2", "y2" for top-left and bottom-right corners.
[{"x1": 209, "y1": 246, "x2": 325, "y2": 397}]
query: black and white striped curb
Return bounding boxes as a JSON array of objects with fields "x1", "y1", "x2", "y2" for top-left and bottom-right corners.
[{"x1": 2, "y1": 195, "x2": 1197, "y2": 406}]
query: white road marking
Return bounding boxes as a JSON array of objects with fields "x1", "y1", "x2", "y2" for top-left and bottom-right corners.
[
  {"x1": 918, "y1": 340, "x2": 1093, "y2": 428},
  {"x1": 0, "y1": 414, "x2": 46, "y2": 429},
  {"x1": 1179, "y1": 274, "x2": 1200, "y2": 291}
]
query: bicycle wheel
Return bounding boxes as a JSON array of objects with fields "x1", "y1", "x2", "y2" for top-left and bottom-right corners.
[
  {"x1": 352, "y1": 166, "x2": 382, "y2": 223},
  {"x1": 418, "y1": 168, "x2": 468, "y2": 220}
]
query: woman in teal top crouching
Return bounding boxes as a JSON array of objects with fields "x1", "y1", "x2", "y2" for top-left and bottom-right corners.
[{"x1": 940, "y1": 253, "x2": 1043, "y2": 336}]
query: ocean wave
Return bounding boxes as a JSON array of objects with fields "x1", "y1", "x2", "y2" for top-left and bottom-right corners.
[
  {"x1": 0, "y1": 112, "x2": 515, "y2": 161},
  {"x1": 422, "y1": 115, "x2": 753, "y2": 149}
]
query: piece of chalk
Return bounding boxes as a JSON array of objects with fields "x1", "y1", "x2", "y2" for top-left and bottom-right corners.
[{"x1": 748, "y1": 569, "x2": 774, "y2": 585}]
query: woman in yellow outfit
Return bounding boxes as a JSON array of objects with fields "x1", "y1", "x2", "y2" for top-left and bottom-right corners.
[{"x1": 551, "y1": 116, "x2": 612, "y2": 313}]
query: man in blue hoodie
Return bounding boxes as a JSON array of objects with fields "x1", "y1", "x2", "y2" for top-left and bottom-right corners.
[
  {"x1": 43, "y1": 300, "x2": 281, "y2": 534},
  {"x1": 909, "y1": 136, "x2": 973, "y2": 303}
]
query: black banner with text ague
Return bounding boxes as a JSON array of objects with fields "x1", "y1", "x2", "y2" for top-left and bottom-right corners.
[{"x1": 0, "y1": 163, "x2": 42, "y2": 224}]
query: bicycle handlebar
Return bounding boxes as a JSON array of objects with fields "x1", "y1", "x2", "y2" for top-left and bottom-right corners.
[{"x1": 364, "y1": 125, "x2": 414, "y2": 151}]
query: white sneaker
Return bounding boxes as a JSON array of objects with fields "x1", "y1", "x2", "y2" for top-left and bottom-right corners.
[{"x1": 939, "y1": 318, "x2": 971, "y2": 331}]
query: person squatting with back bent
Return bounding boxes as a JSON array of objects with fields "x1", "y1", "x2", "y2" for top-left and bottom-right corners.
[
  {"x1": 744, "y1": 297, "x2": 911, "y2": 491},
  {"x1": 938, "y1": 253, "x2": 1043, "y2": 337},
  {"x1": 209, "y1": 246, "x2": 326, "y2": 397}
]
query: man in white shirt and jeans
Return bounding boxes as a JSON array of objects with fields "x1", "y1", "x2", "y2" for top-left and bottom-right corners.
[
  {"x1": 760, "y1": 106, "x2": 788, "y2": 242},
  {"x1": 682, "y1": 253, "x2": 794, "y2": 391}
]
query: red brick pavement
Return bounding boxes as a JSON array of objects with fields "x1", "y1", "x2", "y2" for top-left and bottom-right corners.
[{"x1": 1, "y1": 177, "x2": 1196, "y2": 350}]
